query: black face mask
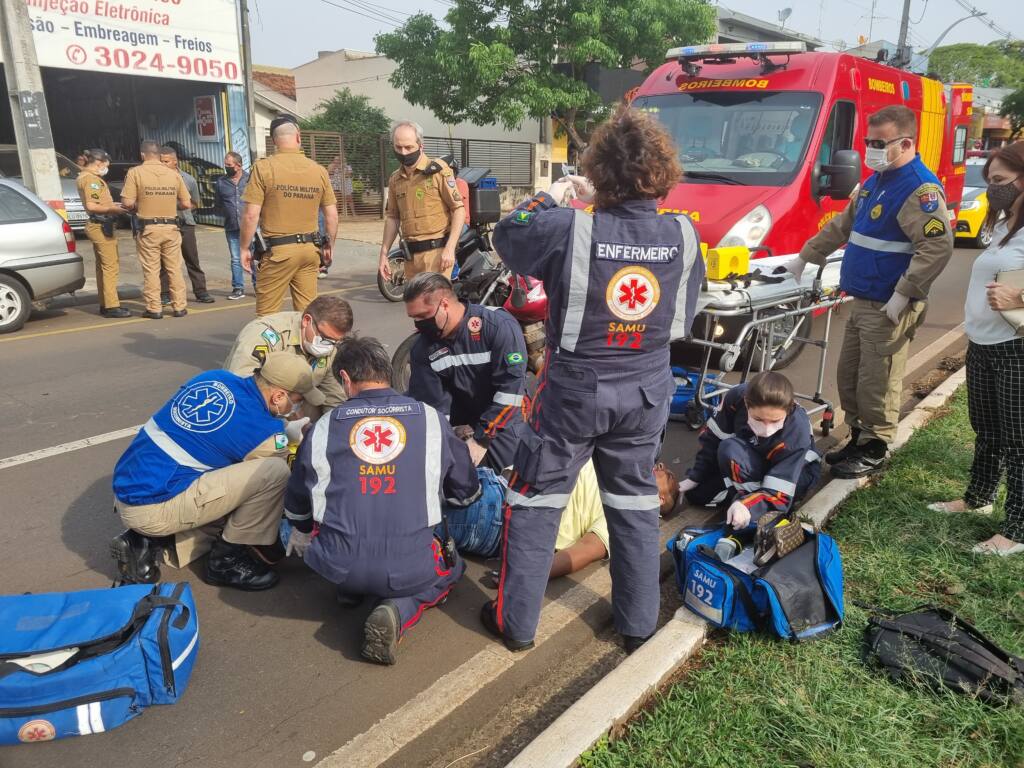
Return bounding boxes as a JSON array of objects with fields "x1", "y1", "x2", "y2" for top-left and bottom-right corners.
[
  {"x1": 987, "y1": 179, "x2": 1022, "y2": 212},
  {"x1": 395, "y1": 149, "x2": 421, "y2": 167},
  {"x1": 414, "y1": 303, "x2": 447, "y2": 339}
]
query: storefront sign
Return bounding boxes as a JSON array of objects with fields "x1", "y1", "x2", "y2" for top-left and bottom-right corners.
[
  {"x1": 194, "y1": 95, "x2": 219, "y2": 140},
  {"x1": 0, "y1": 0, "x2": 243, "y2": 84}
]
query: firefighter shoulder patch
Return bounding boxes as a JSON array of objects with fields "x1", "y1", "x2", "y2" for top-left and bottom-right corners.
[
  {"x1": 918, "y1": 184, "x2": 940, "y2": 213},
  {"x1": 923, "y1": 218, "x2": 946, "y2": 238}
]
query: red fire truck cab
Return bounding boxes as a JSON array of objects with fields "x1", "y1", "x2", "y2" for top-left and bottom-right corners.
[{"x1": 631, "y1": 42, "x2": 973, "y2": 256}]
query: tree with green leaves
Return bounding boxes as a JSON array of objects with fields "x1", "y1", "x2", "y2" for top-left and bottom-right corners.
[
  {"x1": 300, "y1": 88, "x2": 391, "y2": 135},
  {"x1": 375, "y1": 0, "x2": 716, "y2": 151},
  {"x1": 1000, "y1": 89, "x2": 1024, "y2": 139},
  {"x1": 928, "y1": 43, "x2": 1024, "y2": 89}
]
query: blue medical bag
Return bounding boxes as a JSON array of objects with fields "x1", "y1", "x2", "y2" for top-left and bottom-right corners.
[
  {"x1": 669, "y1": 367, "x2": 721, "y2": 426},
  {"x1": 668, "y1": 526, "x2": 844, "y2": 642},
  {"x1": 0, "y1": 583, "x2": 199, "y2": 744}
]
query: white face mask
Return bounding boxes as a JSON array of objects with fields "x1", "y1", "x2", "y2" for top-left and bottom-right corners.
[
  {"x1": 275, "y1": 395, "x2": 303, "y2": 419},
  {"x1": 97, "y1": 166, "x2": 109, "y2": 177},
  {"x1": 864, "y1": 146, "x2": 891, "y2": 173},
  {"x1": 748, "y1": 416, "x2": 785, "y2": 438},
  {"x1": 303, "y1": 335, "x2": 335, "y2": 358}
]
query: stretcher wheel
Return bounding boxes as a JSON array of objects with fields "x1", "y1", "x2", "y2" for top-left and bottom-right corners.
[{"x1": 820, "y1": 409, "x2": 835, "y2": 437}]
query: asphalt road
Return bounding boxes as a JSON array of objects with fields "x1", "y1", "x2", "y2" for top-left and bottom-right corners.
[{"x1": 0, "y1": 234, "x2": 976, "y2": 767}]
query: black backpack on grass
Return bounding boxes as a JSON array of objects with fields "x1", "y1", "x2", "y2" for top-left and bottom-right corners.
[{"x1": 863, "y1": 605, "x2": 1024, "y2": 706}]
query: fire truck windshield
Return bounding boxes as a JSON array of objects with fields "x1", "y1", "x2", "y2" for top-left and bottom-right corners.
[{"x1": 635, "y1": 91, "x2": 822, "y2": 186}]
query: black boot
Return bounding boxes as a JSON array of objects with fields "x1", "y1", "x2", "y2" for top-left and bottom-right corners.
[
  {"x1": 831, "y1": 439, "x2": 887, "y2": 479},
  {"x1": 204, "y1": 537, "x2": 279, "y2": 591},
  {"x1": 362, "y1": 600, "x2": 401, "y2": 665},
  {"x1": 110, "y1": 529, "x2": 165, "y2": 584},
  {"x1": 479, "y1": 601, "x2": 534, "y2": 652},
  {"x1": 825, "y1": 429, "x2": 861, "y2": 465}
]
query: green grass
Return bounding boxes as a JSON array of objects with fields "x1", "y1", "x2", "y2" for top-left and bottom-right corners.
[{"x1": 582, "y1": 389, "x2": 1024, "y2": 768}]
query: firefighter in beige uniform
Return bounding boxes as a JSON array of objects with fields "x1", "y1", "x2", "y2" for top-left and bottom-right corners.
[
  {"x1": 120, "y1": 140, "x2": 191, "y2": 318},
  {"x1": 240, "y1": 116, "x2": 338, "y2": 316},
  {"x1": 224, "y1": 295, "x2": 354, "y2": 414},
  {"x1": 76, "y1": 148, "x2": 129, "y2": 318},
  {"x1": 379, "y1": 120, "x2": 466, "y2": 280}
]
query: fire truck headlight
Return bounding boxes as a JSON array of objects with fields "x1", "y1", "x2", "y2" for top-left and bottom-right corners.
[{"x1": 717, "y1": 204, "x2": 772, "y2": 249}]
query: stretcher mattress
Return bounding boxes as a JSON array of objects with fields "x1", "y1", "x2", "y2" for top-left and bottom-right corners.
[{"x1": 695, "y1": 253, "x2": 843, "y2": 314}]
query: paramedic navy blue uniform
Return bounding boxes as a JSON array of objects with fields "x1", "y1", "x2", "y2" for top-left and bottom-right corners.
[
  {"x1": 284, "y1": 388, "x2": 480, "y2": 633},
  {"x1": 489, "y1": 192, "x2": 704, "y2": 644},
  {"x1": 685, "y1": 385, "x2": 821, "y2": 520},
  {"x1": 408, "y1": 302, "x2": 529, "y2": 471}
]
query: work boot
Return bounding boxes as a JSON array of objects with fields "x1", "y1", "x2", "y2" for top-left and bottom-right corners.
[
  {"x1": 623, "y1": 633, "x2": 653, "y2": 655},
  {"x1": 142, "y1": 310, "x2": 163, "y2": 320},
  {"x1": 204, "y1": 538, "x2": 279, "y2": 591},
  {"x1": 195, "y1": 293, "x2": 215, "y2": 304},
  {"x1": 100, "y1": 307, "x2": 131, "y2": 318},
  {"x1": 110, "y1": 529, "x2": 165, "y2": 584},
  {"x1": 362, "y1": 600, "x2": 401, "y2": 665},
  {"x1": 172, "y1": 309, "x2": 188, "y2": 318},
  {"x1": 825, "y1": 429, "x2": 861, "y2": 465},
  {"x1": 831, "y1": 439, "x2": 887, "y2": 479},
  {"x1": 479, "y1": 602, "x2": 534, "y2": 652}
]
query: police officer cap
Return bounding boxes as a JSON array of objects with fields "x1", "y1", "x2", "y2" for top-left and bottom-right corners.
[
  {"x1": 269, "y1": 114, "x2": 299, "y2": 134},
  {"x1": 258, "y1": 352, "x2": 326, "y2": 406}
]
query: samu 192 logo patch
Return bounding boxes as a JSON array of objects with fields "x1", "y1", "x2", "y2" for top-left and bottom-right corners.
[
  {"x1": 506, "y1": 352, "x2": 524, "y2": 365},
  {"x1": 18, "y1": 719, "x2": 56, "y2": 742},
  {"x1": 923, "y1": 218, "x2": 946, "y2": 238},
  {"x1": 606, "y1": 266, "x2": 660, "y2": 321},
  {"x1": 350, "y1": 416, "x2": 407, "y2": 464}
]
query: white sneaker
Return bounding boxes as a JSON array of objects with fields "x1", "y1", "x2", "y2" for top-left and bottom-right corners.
[
  {"x1": 927, "y1": 500, "x2": 993, "y2": 515},
  {"x1": 971, "y1": 538, "x2": 1024, "y2": 557}
]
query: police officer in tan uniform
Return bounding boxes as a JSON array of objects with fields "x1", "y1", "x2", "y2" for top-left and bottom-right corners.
[
  {"x1": 76, "y1": 148, "x2": 130, "y2": 318},
  {"x1": 379, "y1": 120, "x2": 466, "y2": 281},
  {"x1": 240, "y1": 116, "x2": 338, "y2": 316},
  {"x1": 120, "y1": 140, "x2": 192, "y2": 319},
  {"x1": 224, "y1": 295, "x2": 353, "y2": 414}
]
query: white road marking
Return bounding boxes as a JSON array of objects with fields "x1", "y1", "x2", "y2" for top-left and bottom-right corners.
[{"x1": 0, "y1": 425, "x2": 141, "y2": 471}]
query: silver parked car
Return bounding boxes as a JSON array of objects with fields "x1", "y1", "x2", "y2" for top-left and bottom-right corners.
[
  {"x1": 0, "y1": 177, "x2": 85, "y2": 334},
  {"x1": 0, "y1": 144, "x2": 89, "y2": 231}
]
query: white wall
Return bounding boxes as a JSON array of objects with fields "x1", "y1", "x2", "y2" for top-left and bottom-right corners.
[{"x1": 293, "y1": 52, "x2": 542, "y2": 144}]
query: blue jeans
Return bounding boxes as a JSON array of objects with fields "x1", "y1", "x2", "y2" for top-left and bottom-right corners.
[
  {"x1": 225, "y1": 230, "x2": 256, "y2": 291},
  {"x1": 437, "y1": 467, "x2": 507, "y2": 557}
]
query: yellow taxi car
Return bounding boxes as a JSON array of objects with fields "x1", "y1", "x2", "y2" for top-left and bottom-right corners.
[{"x1": 955, "y1": 158, "x2": 992, "y2": 248}]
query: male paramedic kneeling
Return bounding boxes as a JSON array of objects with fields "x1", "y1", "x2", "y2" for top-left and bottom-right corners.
[
  {"x1": 111, "y1": 353, "x2": 324, "y2": 590},
  {"x1": 481, "y1": 106, "x2": 705, "y2": 653},
  {"x1": 786, "y1": 105, "x2": 953, "y2": 478},
  {"x1": 283, "y1": 337, "x2": 481, "y2": 665}
]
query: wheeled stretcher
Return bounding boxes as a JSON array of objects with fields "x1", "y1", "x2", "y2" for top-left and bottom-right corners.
[{"x1": 683, "y1": 254, "x2": 850, "y2": 435}]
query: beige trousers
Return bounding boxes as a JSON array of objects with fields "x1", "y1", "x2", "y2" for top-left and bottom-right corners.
[
  {"x1": 85, "y1": 221, "x2": 121, "y2": 309},
  {"x1": 137, "y1": 226, "x2": 185, "y2": 313}
]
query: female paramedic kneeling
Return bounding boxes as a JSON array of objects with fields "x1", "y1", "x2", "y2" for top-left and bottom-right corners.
[
  {"x1": 929, "y1": 143, "x2": 1024, "y2": 557},
  {"x1": 679, "y1": 372, "x2": 821, "y2": 529},
  {"x1": 480, "y1": 106, "x2": 705, "y2": 653}
]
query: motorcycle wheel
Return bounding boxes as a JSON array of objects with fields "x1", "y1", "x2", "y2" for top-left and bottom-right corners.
[
  {"x1": 390, "y1": 331, "x2": 419, "y2": 392},
  {"x1": 721, "y1": 301, "x2": 807, "y2": 372},
  {"x1": 377, "y1": 257, "x2": 406, "y2": 303}
]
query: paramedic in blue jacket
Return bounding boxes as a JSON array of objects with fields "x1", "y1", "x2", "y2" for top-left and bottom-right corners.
[
  {"x1": 404, "y1": 272, "x2": 529, "y2": 470},
  {"x1": 786, "y1": 105, "x2": 953, "y2": 479},
  {"x1": 112, "y1": 353, "x2": 324, "y2": 591},
  {"x1": 481, "y1": 106, "x2": 705, "y2": 654},
  {"x1": 283, "y1": 337, "x2": 481, "y2": 665},
  {"x1": 679, "y1": 372, "x2": 821, "y2": 527}
]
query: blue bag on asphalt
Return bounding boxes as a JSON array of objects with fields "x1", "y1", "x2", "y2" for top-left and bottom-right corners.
[
  {"x1": 0, "y1": 583, "x2": 199, "y2": 744},
  {"x1": 668, "y1": 526, "x2": 844, "y2": 642}
]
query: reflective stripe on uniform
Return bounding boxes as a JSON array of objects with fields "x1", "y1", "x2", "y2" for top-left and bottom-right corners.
[
  {"x1": 309, "y1": 415, "x2": 333, "y2": 524},
  {"x1": 806, "y1": 450, "x2": 821, "y2": 463},
  {"x1": 493, "y1": 391, "x2": 525, "y2": 406},
  {"x1": 706, "y1": 417, "x2": 733, "y2": 441},
  {"x1": 670, "y1": 216, "x2": 701, "y2": 340},
  {"x1": 142, "y1": 419, "x2": 212, "y2": 472},
  {"x1": 724, "y1": 478, "x2": 762, "y2": 492},
  {"x1": 559, "y1": 209, "x2": 594, "y2": 353},
  {"x1": 762, "y1": 475, "x2": 797, "y2": 496},
  {"x1": 430, "y1": 351, "x2": 491, "y2": 372},
  {"x1": 424, "y1": 404, "x2": 443, "y2": 526},
  {"x1": 507, "y1": 487, "x2": 571, "y2": 508},
  {"x1": 600, "y1": 491, "x2": 661, "y2": 510},
  {"x1": 847, "y1": 231, "x2": 914, "y2": 253},
  {"x1": 284, "y1": 506, "x2": 311, "y2": 521}
]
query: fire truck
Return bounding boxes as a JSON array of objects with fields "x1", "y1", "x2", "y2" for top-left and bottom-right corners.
[{"x1": 630, "y1": 41, "x2": 973, "y2": 257}]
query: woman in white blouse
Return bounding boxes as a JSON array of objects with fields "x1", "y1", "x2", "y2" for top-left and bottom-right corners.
[{"x1": 930, "y1": 143, "x2": 1024, "y2": 556}]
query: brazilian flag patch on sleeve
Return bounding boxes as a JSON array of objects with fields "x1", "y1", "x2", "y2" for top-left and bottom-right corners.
[
  {"x1": 512, "y1": 211, "x2": 534, "y2": 226},
  {"x1": 507, "y1": 352, "x2": 524, "y2": 364}
]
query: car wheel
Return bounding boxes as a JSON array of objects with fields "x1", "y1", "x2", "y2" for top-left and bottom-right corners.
[
  {"x1": 0, "y1": 275, "x2": 31, "y2": 334},
  {"x1": 974, "y1": 221, "x2": 993, "y2": 249}
]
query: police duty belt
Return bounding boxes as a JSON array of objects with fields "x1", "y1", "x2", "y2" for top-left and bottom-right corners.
[{"x1": 406, "y1": 236, "x2": 448, "y2": 254}]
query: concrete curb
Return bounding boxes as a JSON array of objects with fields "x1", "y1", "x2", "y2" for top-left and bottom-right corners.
[{"x1": 505, "y1": 365, "x2": 968, "y2": 768}]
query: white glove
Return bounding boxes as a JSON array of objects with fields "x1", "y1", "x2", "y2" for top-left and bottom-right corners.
[
  {"x1": 881, "y1": 291, "x2": 910, "y2": 324},
  {"x1": 284, "y1": 416, "x2": 310, "y2": 444},
  {"x1": 465, "y1": 437, "x2": 488, "y2": 466},
  {"x1": 679, "y1": 478, "x2": 699, "y2": 494},
  {"x1": 546, "y1": 177, "x2": 575, "y2": 205},
  {"x1": 285, "y1": 529, "x2": 312, "y2": 558},
  {"x1": 783, "y1": 257, "x2": 806, "y2": 281},
  {"x1": 726, "y1": 500, "x2": 752, "y2": 529},
  {"x1": 564, "y1": 174, "x2": 595, "y2": 203}
]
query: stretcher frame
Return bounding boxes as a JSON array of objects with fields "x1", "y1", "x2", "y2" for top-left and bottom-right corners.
[{"x1": 685, "y1": 256, "x2": 851, "y2": 435}]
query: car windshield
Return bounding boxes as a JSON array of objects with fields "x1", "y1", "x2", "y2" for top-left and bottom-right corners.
[
  {"x1": 964, "y1": 164, "x2": 986, "y2": 189},
  {"x1": 633, "y1": 90, "x2": 823, "y2": 186},
  {"x1": 0, "y1": 150, "x2": 79, "y2": 179}
]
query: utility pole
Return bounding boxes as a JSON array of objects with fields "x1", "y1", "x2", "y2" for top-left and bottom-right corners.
[
  {"x1": 894, "y1": 0, "x2": 913, "y2": 69},
  {"x1": 0, "y1": 0, "x2": 63, "y2": 210},
  {"x1": 239, "y1": 0, "x2": 257, "y2": 167}
]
